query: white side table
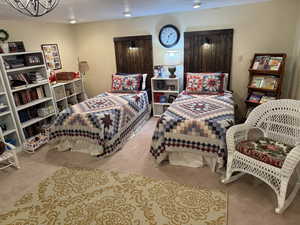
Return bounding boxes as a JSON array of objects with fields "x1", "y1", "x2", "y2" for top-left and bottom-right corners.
[{"x1": 151, "y1": 76, "x2": 181, "y2": 117}]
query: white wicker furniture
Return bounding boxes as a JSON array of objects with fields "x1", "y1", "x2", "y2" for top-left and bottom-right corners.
[
  {"x1": 0, "y1": 139, "x2": 20, "y2": 170},
  {"x1": 222, "y1": 99, "x2": 300, "y2": 214}
]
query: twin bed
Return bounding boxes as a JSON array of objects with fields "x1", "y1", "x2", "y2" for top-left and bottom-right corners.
[
  {"x1": 49, "y1": 89, "x2": 150, "y2": 157},
  {"x1": 150, "y1": 90, "x2": 234, "y2": 171}
]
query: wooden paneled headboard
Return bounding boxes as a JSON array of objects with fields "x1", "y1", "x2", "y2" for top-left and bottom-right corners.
[
  {"x1": 184, "y1": 29, "x2": 234, "y2": 89},
  {"x1": 113, "y1": 35, "x2": 153, "y2": 91}
]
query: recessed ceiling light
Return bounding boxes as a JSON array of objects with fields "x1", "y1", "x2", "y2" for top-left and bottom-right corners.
[
  {"x1": 69, "y1": 19, "x2": 77, "y2": 24},
  {"x1": 193, "y1": 1, "x2": 202, "y2": 9},
  {"x1": 123, "y1": 11, "x2": 132, "y2": 17}
]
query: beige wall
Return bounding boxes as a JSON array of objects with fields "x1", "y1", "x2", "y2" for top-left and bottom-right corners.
[
  {"x1": 73, "y1": 0, "x2": 299, "y2": 114},
  {"x1": 0, "y1": 20, "x2": 77, "y2": 71},
  {"x1": 1, "y1": 0, "x2": 299, "y2": 114},
  {"x1": 288, "y1": 3, "x2": 300, "y2": 99}
]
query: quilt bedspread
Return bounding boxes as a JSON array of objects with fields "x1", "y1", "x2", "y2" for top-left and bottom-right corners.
[
  {"x1": 49, "y1": 91, "x2": 150, "y2": 157},
  {"x1": 150, "y1": 91, "x2": 234, "y2": 169}
]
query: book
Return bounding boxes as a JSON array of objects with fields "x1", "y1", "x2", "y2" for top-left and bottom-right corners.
[
  {"x1": 252, "y1": 55, "x2": 283, "y2": 71},
  {"x1": 248, "y1": 92, "x2": 263, "y2": 103},
  {"x1": 36, "y1": 87, "x2": 45, "y2": 99},
  {"x1": 261, "y1": 77, "x2": 278, "y2": 90},
  {"x1": 250, "y1": 76, "x2": 264, "y2": 88},
  {"x1": 260, "y1": 96, "x2": 276, "y2": 104},
  {"x1": 268, "y1": 57, "x2": 283, "y2": 71}
]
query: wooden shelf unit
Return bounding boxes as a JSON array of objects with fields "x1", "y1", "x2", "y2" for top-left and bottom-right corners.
[
  {"x1": 0, "y1": 51, "x2": 56, "y2": 145},
  {"x1": 151, "y1": 76, "x2": 181, "y2": 117},
  {"x1": 246, "y1": 53, "x2": 286, "y2": 108},
  {"x1": 51, "y1": 78, "x2": 86, "y2": 113}
]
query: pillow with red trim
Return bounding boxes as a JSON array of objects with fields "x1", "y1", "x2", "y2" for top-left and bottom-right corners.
[
  {"x1": 186, "y1": 72, "x2": 225, "y2": 94},
  {"x1": 111, "y1": 74, "x2": 142, "y2": 93}
]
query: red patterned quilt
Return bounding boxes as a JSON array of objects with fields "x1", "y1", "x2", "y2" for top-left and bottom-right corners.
[{"x1": 150, "y1": 91, "x2": 234, "y2": 169}]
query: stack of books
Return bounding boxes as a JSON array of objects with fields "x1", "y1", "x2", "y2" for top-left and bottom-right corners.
[{"x1": 13, "y1": 87, "x2": 45, "y2": 106}]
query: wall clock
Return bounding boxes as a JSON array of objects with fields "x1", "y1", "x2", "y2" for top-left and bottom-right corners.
[{"x1": 159, "y1": 24, "x2": 180, "y2": 48}]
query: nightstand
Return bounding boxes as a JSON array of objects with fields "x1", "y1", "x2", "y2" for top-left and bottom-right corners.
[{"x1": 151, "y1": 77, "x2": 181, "y2": 117}]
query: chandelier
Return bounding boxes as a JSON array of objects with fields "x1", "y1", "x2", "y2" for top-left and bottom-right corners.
[{"x1": 5, "y1": 0, "x2": 60, "y2": 17}]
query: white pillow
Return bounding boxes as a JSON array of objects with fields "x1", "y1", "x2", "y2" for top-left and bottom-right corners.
[{"x1": 142, "y1": 74, "x2": 148, "y2": 90}]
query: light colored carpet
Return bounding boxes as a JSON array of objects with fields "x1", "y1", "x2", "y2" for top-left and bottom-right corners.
[
  {"x1": 0, "y1": 167, "x2": 227, "y2": 225},
  {"x1": 0, "y1": 118, "x2": 299, "y2": 225}
]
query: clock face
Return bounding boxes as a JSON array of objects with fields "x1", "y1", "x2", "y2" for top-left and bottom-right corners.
[{"x1": 159, "y1": 25, "x2": 180, "y2": 48}]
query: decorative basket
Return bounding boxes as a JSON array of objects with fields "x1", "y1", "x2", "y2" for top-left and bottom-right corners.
[{"x1": 23, "y1": 134, "x2": 48, "y2": 151}]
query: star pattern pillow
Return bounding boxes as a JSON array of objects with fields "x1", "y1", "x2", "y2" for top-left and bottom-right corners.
[
  {"x1": 186, "y1": 73, "x2": 225, "y2": 95},
  {"x1": 111, "y1": 74, "x2": 142, "y2": 93}
]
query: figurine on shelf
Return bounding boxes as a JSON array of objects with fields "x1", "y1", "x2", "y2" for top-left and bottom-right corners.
[{"x1": 48, "y1": 70, "x2": 57, "y2": 84}]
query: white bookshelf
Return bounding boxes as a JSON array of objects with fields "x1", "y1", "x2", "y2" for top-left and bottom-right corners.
[
  {"x1": 0, "y1": 68, "x2": 21, "y2": 149},
  {"x1": 51, "y1": 78, "x2": 86, "y2": 113},
  {"x1": 151, "y1": 76, "x2": 181, "y2": 117},
  {"x1": 0, "y1": 51, "x2": 56, "y2": 146}
]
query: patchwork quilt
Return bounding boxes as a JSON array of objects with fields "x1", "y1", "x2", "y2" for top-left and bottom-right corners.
[
  {"x1": 150, "y1": 91, "x2": 234, "y2": 169},
  {"x1": 49, "y1": 91, "x2": 150, "y2": 157}
]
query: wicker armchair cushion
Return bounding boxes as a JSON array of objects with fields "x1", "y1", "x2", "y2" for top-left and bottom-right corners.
[{"x1": 236, "y1": 137, "x2": 293, "y2": 168}]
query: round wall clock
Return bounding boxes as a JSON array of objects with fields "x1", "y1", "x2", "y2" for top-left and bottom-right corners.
[{"x1": 159, "y1": 24, "x2": 180, "y2": 48}]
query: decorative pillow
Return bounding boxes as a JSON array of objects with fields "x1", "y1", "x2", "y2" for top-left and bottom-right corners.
[
  {"x1": 186, "y1": 72, "x2": 225, "y2": 94},
  {"x1": 115, "y1": 73, "x2": 148, "y2": 90},
  {"x1": 111, "y1": 74, "x2": 142, "y2": 93}
]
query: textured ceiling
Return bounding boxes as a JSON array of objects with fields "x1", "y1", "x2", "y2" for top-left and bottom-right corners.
[{"x1": 0, "y1": 0, "x2": 271, "y2": 23}]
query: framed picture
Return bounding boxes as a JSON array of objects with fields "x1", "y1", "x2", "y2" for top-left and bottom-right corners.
[
  {"x1": 24, "y1": 52, "x2": 44, "y2": 66},
  {"x1": 168, "y1": 95, "x2": 177, "y2": 103},
  {"x1": 41, "y1": 44, "x2": 62, "y2": 70},
  {"x1": 8, "y1": 41, "x2": 25, "y2": 53}
]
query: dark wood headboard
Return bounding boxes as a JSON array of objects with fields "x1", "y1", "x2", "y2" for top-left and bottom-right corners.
[
  {"x1": 113, "y1": 35, "x2": 153, "y2": 91},
  {"x1": 184, "y1": 29, "x2": 234, "y2": 89}
]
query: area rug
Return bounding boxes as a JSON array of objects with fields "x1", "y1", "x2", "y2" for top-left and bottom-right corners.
[{"x1": 0, "y1": 168, "x2": 227, "y2": 225}]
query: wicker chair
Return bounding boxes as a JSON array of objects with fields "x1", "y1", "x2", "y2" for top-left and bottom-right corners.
[{"x1": 222, "y1": 99, "x2": 300, "y2": 214}]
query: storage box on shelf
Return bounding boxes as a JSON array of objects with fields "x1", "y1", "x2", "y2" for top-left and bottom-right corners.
[
  {"x1": 51, "y1": 78, "x2": 86, "y2": 113},
  {"x1": 151, "y1": 76, "x2": 180, "y2": 117},
  {"x1": 0, "y1": 51, "x2": 56, "y2": 151}
]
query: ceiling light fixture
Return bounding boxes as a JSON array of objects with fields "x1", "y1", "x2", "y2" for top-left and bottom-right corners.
[
  {"x1": 193, "y1": 1, "x2": 202, "y2": 9},
  {"x1": 4, "y1": 0, "x2": 60, "y2": 17},
  {"x1": 123, "y1": 11, "x2": 132, "y2": 17},
  {"x1": 69, "y1": 19, "x2": 77, "y2": 24}
]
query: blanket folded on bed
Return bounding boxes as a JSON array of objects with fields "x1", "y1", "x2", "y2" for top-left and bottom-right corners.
[
  {"x1": 150, "y1": 92, "x2": 234, "y2": 169},
  {"x1": 49, "y1": 91, "x2": 150, "y2": 157}
]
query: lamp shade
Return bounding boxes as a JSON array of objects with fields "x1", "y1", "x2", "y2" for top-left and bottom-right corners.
[
  {"x1": 79, "y1": 61, "x2": 90, "y2": 73},
  {"x1": 164, "y1": 50, "x2": 182, "y2": 66}
]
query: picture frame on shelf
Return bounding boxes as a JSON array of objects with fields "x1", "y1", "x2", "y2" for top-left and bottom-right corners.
[
  {"x1": 8, "y1": 41, "x2": 25, "y2": 53},
  {"x1": 41, "y1": 44, "x2": 62, "y2": 70},
  {"x1": 168, "y1": 95, "x2": 177, "y2": 103},
  {"x1": 24, "y1": 53, "x2": 44, "y2": 66}
]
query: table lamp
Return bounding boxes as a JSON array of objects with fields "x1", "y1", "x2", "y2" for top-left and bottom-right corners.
[
  {"x1": 164, "y1": 51, "x2": 182, "y2": 78},
  {"x1": 78, "y1": 61, "x2": 90, "y2": 76}
]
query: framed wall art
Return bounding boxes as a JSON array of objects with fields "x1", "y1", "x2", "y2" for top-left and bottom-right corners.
[{"x1": 41, "y1": 44, "x2": 62, "y2": 70}]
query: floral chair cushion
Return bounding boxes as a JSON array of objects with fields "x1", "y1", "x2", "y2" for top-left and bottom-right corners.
[
  {"x1": 186, "y1": 73, "x2": 225, "y2": 95},
  {"x1": 236, "y1": 137, "x2": 293, "y2": 168},
  {"x1": 111, "y1": 74, "x2": 142, "y2": 93}
]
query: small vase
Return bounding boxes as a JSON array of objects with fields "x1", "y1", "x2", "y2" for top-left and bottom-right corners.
[{"x1": 0, "y1": 43, "x2": 9, "y2": 53}]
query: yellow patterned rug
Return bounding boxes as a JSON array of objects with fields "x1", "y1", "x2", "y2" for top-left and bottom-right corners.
[{"x1": 0, "y1": 168, "x2": 227, "y2": 225}]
